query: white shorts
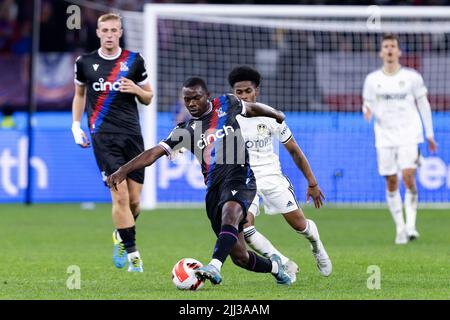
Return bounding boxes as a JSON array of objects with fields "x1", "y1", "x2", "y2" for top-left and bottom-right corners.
[
  {"x1": 376, "y1": 145, "x2": 420, "y2": 176},
  {"x1": 249, "y1": 174, "x2": 299, "y2": 216}
]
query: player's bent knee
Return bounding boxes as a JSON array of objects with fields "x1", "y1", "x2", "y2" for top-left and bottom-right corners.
[
  {"x1": 402, "y1": 173, "x2": 416, "y2": 190},
  {"x1": 283, "y1": 209, "x2": 306, "y2": 231},
  {"x1": 113, "y1": 194, "x2": 130, "y2": 209},
  {"x1": 221, "y1": 201, "x2": 244, "y2": 226},
  {"x1": 243, "y1": 212, "x2": 255, "y2": 228},
  {"x1": 129, "y1": 200, "x2": 141, "y2": 214},
  {"x1": 385, "y1": 175, "x2": 398, "y2": 191},
  {"x1": 116, "y1": 200, "x2": 129, "y2": 209},
  {"x1": 403, "y1": 178, "x2": 414, "y2": 189},
  {"x1": 243, "y1": 220, "x2": 253, "y2": 229}
]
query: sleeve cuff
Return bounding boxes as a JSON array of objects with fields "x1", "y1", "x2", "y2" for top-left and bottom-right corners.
[
  {"x1": 281, "y1": 134, "x2": 293, "y2": 144},
  {"x1": 74, "y1": 79, "x2": 85, "y2": 86},
  {"x1": 158, "y1": 141, "x2": 172, "y2": 156},
  {"x1": 137, "y1": 77, "x2": 149, "y2": 86}
]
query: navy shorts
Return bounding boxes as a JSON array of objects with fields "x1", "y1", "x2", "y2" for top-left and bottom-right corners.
[
  {"x1": 205, "y1": 165, "x2": 257, "y2": 237},
  {"x1": 92, "y1": 133, "x2": 145, "y2": 184}
]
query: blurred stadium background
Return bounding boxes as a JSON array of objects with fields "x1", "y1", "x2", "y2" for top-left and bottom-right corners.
[{"x1": 0, "y1": 0, "x2": 449, "y2": 207}]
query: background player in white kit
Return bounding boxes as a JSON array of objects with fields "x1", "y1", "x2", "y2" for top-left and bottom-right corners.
[
  {"x1": 362, "y1": 34, "x2": 437, "y2": 244},
  {"x1": 228, "y1": 66, "x2": 332, "y2": 281}
]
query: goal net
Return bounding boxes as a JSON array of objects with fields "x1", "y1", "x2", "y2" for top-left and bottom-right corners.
[{"x1": 133, "y1": 5, "x2": 450, "y2": 208}]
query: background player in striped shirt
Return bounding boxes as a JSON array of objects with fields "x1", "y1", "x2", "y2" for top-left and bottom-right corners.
[{"x1": 71, "y1": 13, "x2": 153, "y2": 271}]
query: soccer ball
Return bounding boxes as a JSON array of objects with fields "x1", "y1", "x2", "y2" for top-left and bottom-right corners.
[{"x1": 171, "y1": 258, "x2": 205, "y2": 290}]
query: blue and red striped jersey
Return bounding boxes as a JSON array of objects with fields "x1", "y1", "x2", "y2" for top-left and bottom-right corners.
[
  {"x1": 74, "y1": 48, "x2": 148, "y2": 135},
  {"x1": 160, "y1": 94, "x2": 253, "y2": 189}
]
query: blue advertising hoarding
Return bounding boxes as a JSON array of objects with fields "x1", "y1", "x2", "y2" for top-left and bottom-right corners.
[{"x1": 0, "y1": 112, "x2": 448, "y2": 204}]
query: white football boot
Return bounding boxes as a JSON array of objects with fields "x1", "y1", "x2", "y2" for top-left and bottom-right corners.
[
  {"x1": 284, "y1": 260, "x2": 299, "y2": 283},
  {"x1": 406, "y1": 229, "x2": 420, "y2": 241},
  {"x1": 395, "y1": 228, "x2": 409, "y2": 245},
  {"x1": 312, "y1": 240, "x2": 332, "y2": 277}
]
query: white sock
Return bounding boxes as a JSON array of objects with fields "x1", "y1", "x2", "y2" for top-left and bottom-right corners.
[
  {"x1": 271, "y1": 260, "x2": 279, "y2": 274},
  {"x1": 114, "y1": 230, "x2": 122, "y2": 242},
  {"x1": 127, "y1": 250, "x2": 140, "y2": 261},
  {"x1": 243, "y1": 226, "x2": 290, "y2": 265},
  {"x1": 386, "y1": 190, "x2": 405, "y2": 233},
  {"x1": 404, "y1": 189, "x2": 418, "y2": 232},
  {"x1": 209, "y1": 258, "x2": 223, "y2": 272},
  {"x1": 298, "y1": 219, "x2": 320, "y2": 253}
]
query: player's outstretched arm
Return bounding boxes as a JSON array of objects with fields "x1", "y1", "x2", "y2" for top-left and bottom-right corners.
[
  {"x1": 244, "y1": 102, "x2": 285, "y2": 124},
  {"x1": 284, "y1": 136, "x2": 325, "y2": 208},
  {"x1": 106, "y1": 145, "x2": 166, "y2": 190}
]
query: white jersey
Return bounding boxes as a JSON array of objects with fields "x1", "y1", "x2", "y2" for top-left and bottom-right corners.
[
  {"x1": 363, "y1": 67, "x2": 428, "y2": 148},
  {"x1": 236, "y1": 115, "x2": 292, "y2": 179}
]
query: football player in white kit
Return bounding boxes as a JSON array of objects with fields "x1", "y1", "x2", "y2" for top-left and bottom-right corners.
[
  {"x1": 362, "y1": 34, "x2": 437, "y2": 244},
  {"x1": 228, "y1": 66, "x2": 332, "y2": 281}
]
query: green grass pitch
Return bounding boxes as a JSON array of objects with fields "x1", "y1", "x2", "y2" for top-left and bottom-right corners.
[{"x1": 0, "y1": 204, "x2": 449, "y2": 300}]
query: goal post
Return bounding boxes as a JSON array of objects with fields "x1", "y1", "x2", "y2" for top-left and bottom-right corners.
[{"x1": 138, "y1": 4, "x2": 450, "y2": 208}]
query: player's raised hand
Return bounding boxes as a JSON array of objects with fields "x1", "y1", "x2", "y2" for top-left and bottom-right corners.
[
  {"x1": 427, "y1": 137, "x2": 438, "y2": 153},
  {"x1": 119, "y1": 77, "x2": 139, "y2": 94},
  {"x1": 71, "y1": 121, "x2": 90, "y2": 148},
  {"x1": 306, "y1": 184, "x2": 325, "y2": 209},
  {"x1": 106, "y1": 168, "x2": 126, "y2": 191}
]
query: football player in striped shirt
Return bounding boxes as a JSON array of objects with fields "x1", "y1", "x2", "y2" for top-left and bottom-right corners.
[
  {"x1": 72, "y1": 13, "x2": 153, "y2": 272},
  {"x1": 107, "y1": 77, "x2": 293, "y2": 286}
]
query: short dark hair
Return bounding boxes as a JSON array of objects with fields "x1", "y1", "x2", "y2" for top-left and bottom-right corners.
[
  {"x1": 182, "y1": 77, "x2": 208, "y2": 92},
  {"x1": 382, "y1": 33, "x2": 400, "y2": 46},
  {"x1": 228, "y1": 65, "x2": 261, "y2": 88}
]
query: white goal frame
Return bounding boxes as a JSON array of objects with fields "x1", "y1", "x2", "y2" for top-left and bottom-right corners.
[{"x1": 140, "y1": 4, "x2": 450, "y2": 209}]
